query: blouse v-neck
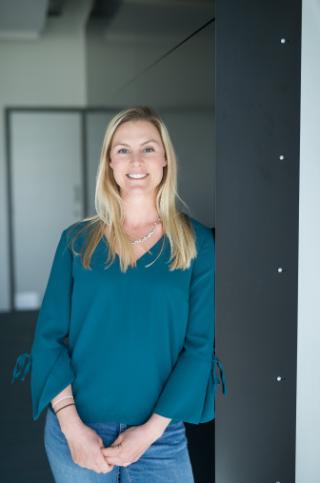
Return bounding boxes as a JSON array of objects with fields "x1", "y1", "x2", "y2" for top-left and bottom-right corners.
[{"x1": 103, "y1": 232, "x2": 167, "y2": 266}]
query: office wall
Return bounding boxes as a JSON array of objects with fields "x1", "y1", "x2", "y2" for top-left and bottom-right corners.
[
  {"x1": 296, "y1": 0, "x2": 320, "y2": 481},
  {"x1": 0, "y1": 0, "x2": 89, "y2": 312}
]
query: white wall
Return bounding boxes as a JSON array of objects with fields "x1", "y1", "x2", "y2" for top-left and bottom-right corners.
[
  {"x1": 296, "y1": 0, "x2": 320, "y2": 481},
  {"x1": 0, "y1": 0, "x2": 90, "y2": 311}
]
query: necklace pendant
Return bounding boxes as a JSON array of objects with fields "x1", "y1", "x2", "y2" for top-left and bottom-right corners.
[{"x1": 129, "y1": 216, "x2": 161, "y2": 244}]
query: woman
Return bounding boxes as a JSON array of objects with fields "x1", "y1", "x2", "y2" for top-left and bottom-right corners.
[{"x1": 11, "y1": 106, "x2": 227, "y2": 482}]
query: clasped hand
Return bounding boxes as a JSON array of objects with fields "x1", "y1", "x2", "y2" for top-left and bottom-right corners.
[
  {"x1": 101, "y1": 424, "x2": 161, "y2": 467},
  {"x1": 64, "y1": 421, "x2": 162, "y2": 474}
]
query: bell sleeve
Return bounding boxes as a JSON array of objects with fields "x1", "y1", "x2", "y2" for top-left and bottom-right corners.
[
  {"x1": 152, "y1": 228, "x2": 227, "y2": 424},
  {"x1": 11, "y1": 229, "x2": 75, "y2": 421}
]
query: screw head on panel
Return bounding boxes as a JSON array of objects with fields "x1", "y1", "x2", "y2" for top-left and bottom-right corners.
[
  {"x1": 280, "y1": 38, "x2": 286, "y2": 43},
  {"x1": 279, "y1": 155, "x2": 285, "y2": 160},
  {"x1": 277, "y1": 267, "x2": 283, "y2": 273}
]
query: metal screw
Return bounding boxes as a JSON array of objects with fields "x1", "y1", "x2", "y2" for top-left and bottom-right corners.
[
  {"x1": 277, "y1": 267, "x2": 283, "y2": 273},
  {"x1": 280, "y1": 38, "x2": 286, "y2": 44}
]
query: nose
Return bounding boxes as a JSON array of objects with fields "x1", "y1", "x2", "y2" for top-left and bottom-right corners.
[{"x1": 130, "y1": 151, "x2": 143, "y2": 165}]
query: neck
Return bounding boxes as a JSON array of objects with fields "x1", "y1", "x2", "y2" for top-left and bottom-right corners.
[{"x1": 121, "y1": 193, "x2": 160, "y2": 229}]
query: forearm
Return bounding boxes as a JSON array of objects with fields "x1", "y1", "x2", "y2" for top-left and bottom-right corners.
[
  {"x1": 52, "y1": 391, "x2": 172, "y2": 438},
  {"x1": 143, "y1": 413, "x2": 172, "y2": 438},
  {"x1": 51, "y1": 384, "x2": 83, "y2": 434}
]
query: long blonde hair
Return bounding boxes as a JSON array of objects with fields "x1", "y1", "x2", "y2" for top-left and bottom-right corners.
[{"x1": 66, "y1": 106, "x2": 197, "y2": 272}]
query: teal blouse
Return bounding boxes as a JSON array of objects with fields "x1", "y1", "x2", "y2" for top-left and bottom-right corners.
[{"x1": 11, "y1": 214, "x2": 227, "y2": 425}]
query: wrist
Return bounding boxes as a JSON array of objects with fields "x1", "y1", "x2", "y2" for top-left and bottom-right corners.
[
  {"x1": 54, "y1": 404, "x2": 83, "y2": 436},
  {"x1": 143, "y1": 413, "x2": 172, "y2": 439}
]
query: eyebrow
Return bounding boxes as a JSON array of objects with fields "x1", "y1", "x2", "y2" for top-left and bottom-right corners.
[{"x1": 113, "y1": 139, "x2": 160, "y2": 148}]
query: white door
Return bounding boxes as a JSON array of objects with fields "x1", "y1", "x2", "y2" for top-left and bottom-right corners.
[{"x1": 10, "y1": 111, "x2": 83, "y2": 310}]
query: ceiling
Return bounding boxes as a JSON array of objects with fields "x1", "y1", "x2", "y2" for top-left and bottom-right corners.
[{"x1": 0, "y1": 0, "x2": 214, "y2": 40}]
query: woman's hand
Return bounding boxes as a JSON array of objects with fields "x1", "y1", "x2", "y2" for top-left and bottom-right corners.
[
  {"x1": 101, "y1": 424, "x2": 162, "y2": 467},
  {"x1": 63, "y1": 422, "x2": 114, "y2": 474}
]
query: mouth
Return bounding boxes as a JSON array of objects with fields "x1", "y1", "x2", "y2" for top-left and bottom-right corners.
[{"x1": 126, "y1": 173, "x2": 149, "y2": 180}]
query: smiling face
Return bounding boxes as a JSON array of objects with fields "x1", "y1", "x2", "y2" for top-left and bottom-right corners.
[{"x1": 109, "y1": 120, "x2": 167, "y2": 196}]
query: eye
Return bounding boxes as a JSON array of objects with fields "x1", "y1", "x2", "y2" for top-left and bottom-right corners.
[
  {"x1": 117, "y1": 147, "x2": 128, "y2": 154},
  {"x1": 144, "y1": 146, "x2": 155, "y2": 153}
]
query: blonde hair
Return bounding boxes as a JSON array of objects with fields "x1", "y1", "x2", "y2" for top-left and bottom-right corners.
[{"x1": 66, "y1": 105, "x2": 197, "y2": 272}]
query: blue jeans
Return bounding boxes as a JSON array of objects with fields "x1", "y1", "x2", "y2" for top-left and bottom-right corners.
[{"x1": 44, "y1": 407, "x2": 195, "y2": 482}]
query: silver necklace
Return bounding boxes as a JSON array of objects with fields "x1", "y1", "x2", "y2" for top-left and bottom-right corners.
[{"x1": 129, "y1": 216, "x2": 162, "y2": 245}]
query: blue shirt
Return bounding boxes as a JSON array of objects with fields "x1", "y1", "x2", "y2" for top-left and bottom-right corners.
[{"x1": 11, "y1": 213, "x2": 227, "y2": 425}]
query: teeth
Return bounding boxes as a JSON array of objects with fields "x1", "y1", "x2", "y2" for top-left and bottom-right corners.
[{"x1": 127, "y1": 173, "x2": 148, "y2": 179}]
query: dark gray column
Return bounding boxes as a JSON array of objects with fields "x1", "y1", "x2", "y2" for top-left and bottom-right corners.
[{"x1": 215, "y1": 1, "x2": 301, "y2": 482}]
